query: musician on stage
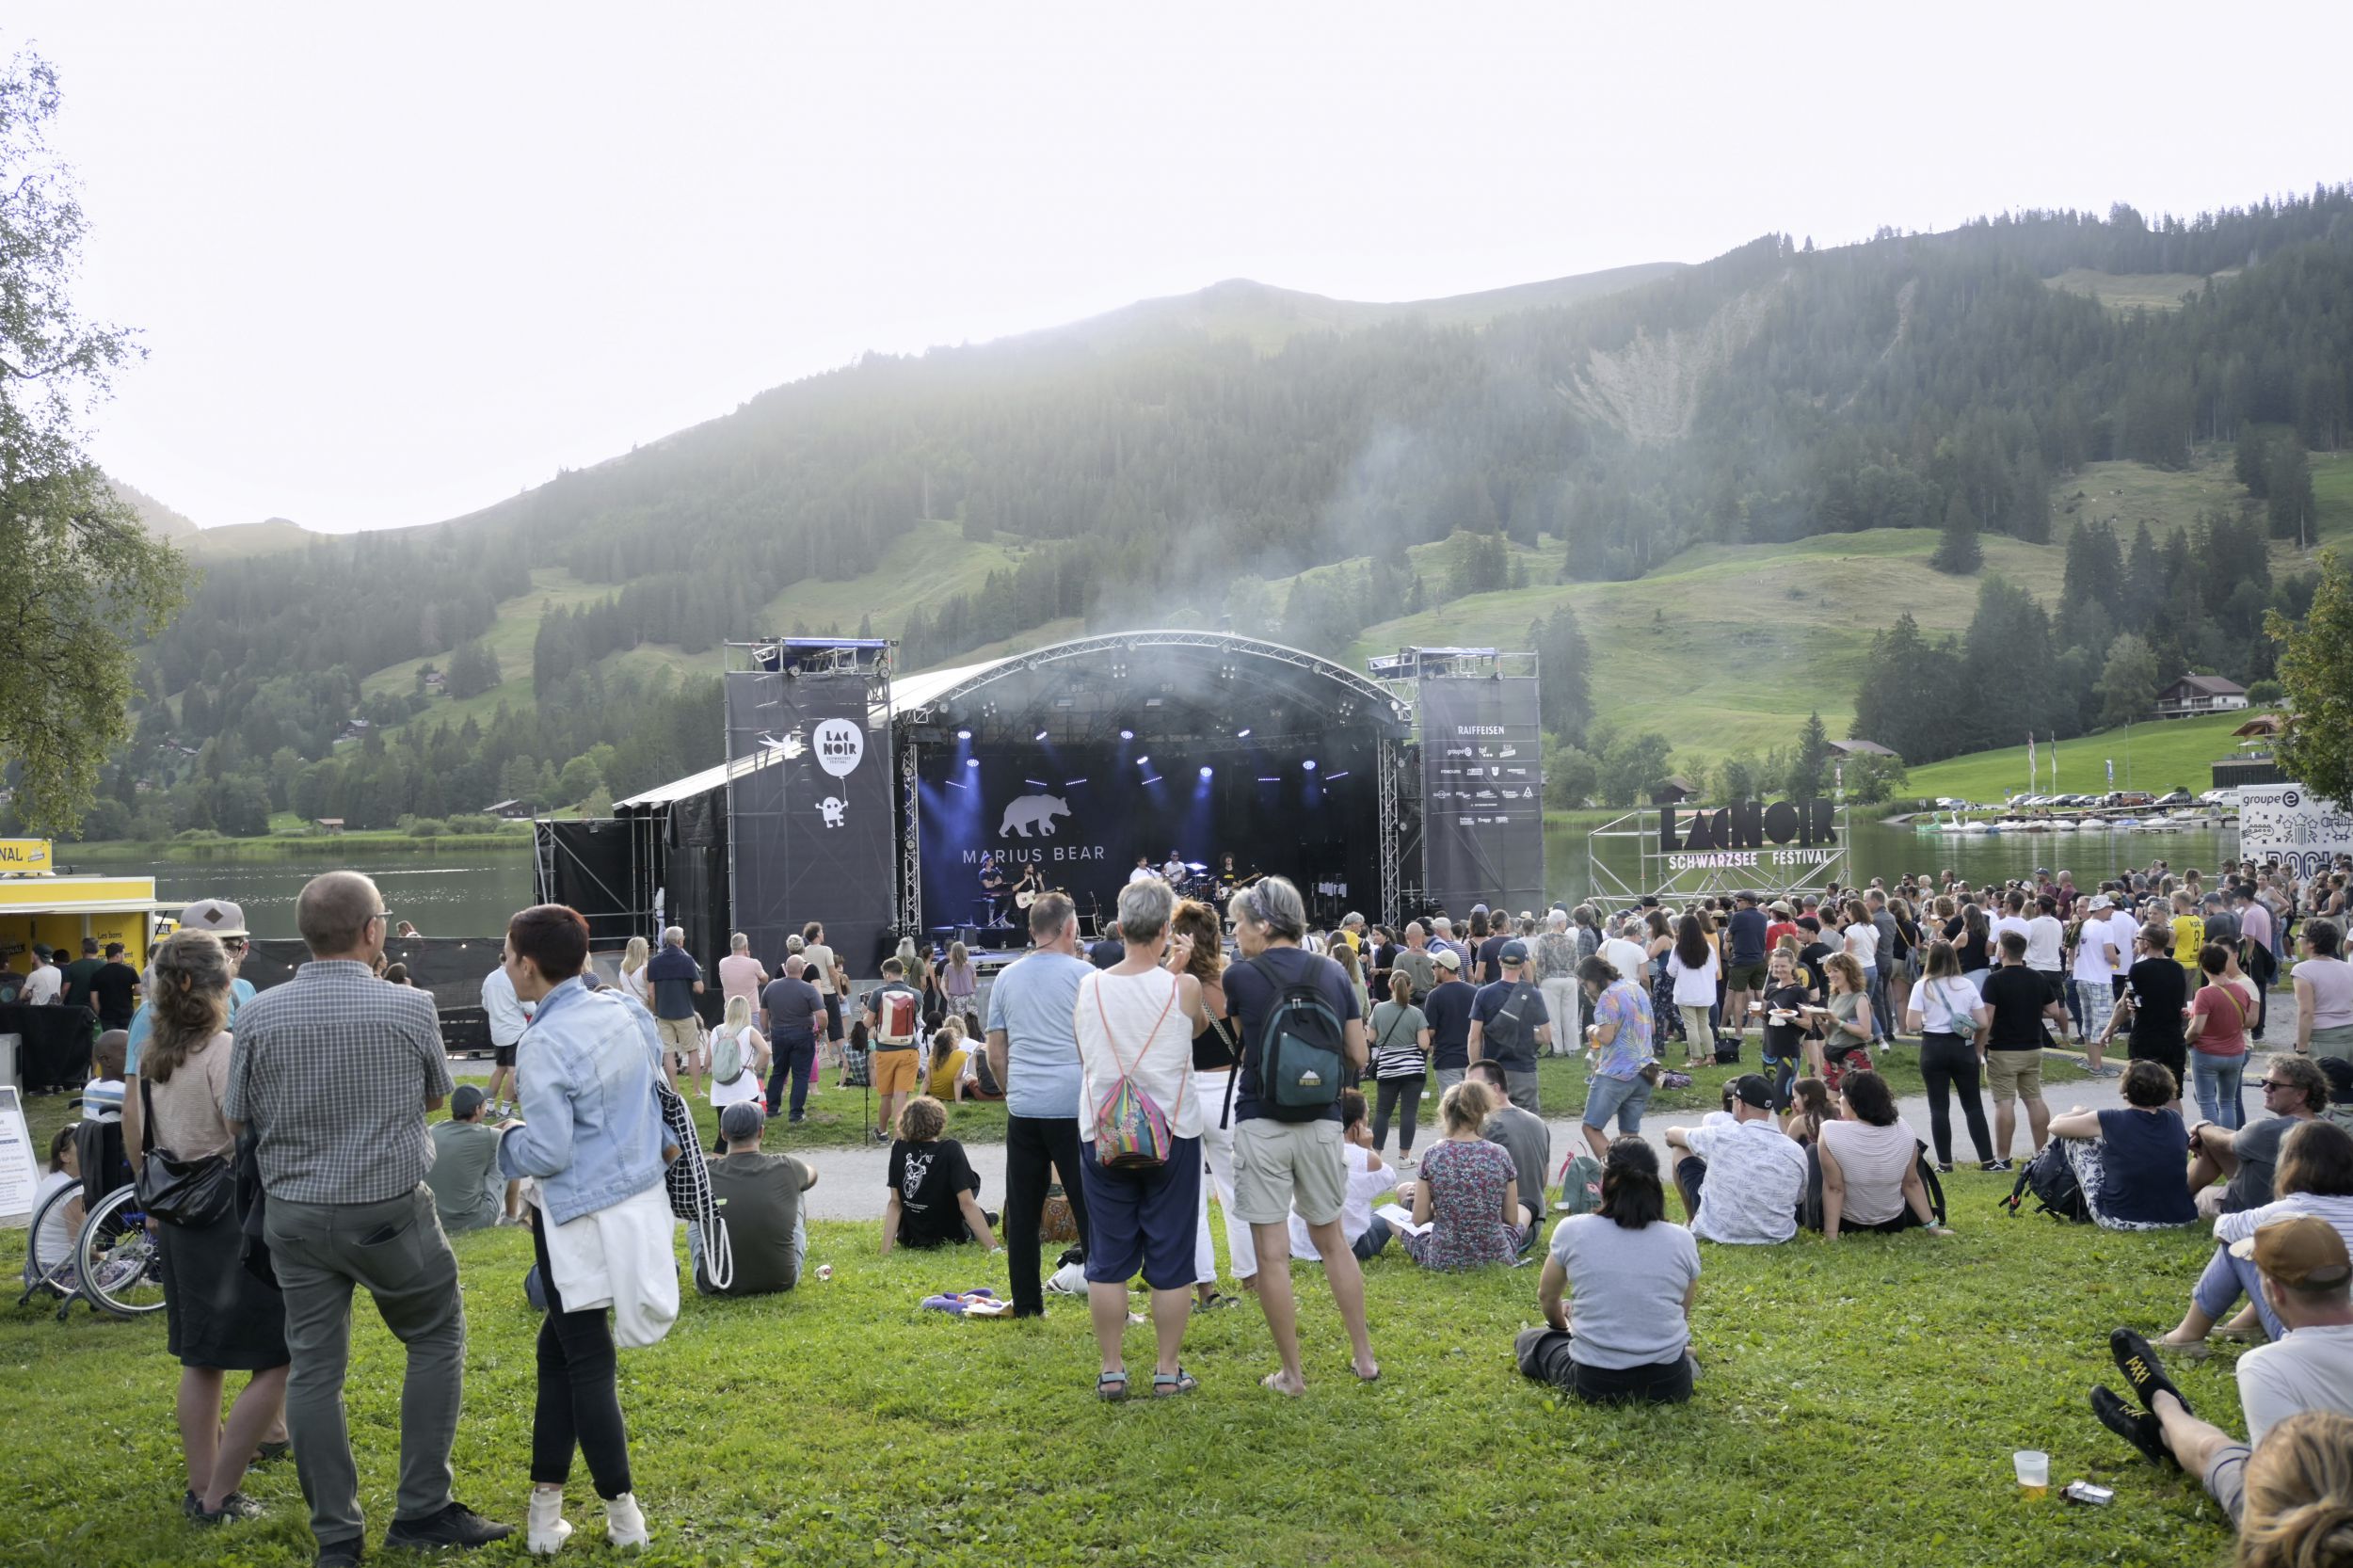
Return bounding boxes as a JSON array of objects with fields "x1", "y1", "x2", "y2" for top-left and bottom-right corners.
[
  {"x1": 979, "y1": 854, "x2": 1010, "y2": 927},
  {"x1": 1160, "y1": 848, "x2": 1188, "y2": 885},
  {"x1": 1011, "y1": 862, "x2": 1045, "y2": 913}
]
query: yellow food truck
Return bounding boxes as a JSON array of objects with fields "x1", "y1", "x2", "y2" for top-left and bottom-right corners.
[{"x1": 0, "y1": 841, "x2": 172, "y2": 972}]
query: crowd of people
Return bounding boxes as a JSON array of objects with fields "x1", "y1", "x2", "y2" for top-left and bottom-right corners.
[{"x1": 59, "y1": 846, "x2": 2353, "y2": 1565}]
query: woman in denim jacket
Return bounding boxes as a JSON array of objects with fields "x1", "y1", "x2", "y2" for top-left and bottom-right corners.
[{"x1": 496, "y1": 904, "x2": 673, "y2": 1554}]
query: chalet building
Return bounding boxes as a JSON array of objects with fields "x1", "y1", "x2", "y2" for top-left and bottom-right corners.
[{"x1": 2153, "y1": 675, "x2": 2248, "y2": 720}]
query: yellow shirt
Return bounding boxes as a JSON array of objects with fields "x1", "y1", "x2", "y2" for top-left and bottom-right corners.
[
  {"x1": 2172, "y1": 915, "x2": 2205, "y2": 974},
  {"x1": 927, "y1": 1048, "x2": 969, "y2": 1098}
]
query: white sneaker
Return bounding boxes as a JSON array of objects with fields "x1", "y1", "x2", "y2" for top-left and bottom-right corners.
[
  {"x1": 527, "y1": 1489, "x2": 571, "y2": 1556},
  {"x1": 604, "y1": 1493, "x2": 648, "y2": 1551}
]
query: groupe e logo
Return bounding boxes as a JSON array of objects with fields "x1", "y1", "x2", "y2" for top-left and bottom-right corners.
[
  {"x1": 812, "y1": 718, "x2": 864, "y2": 779},
  {"x1": 2284, "y1": 790, "x2": 2302, "y2": 808}
]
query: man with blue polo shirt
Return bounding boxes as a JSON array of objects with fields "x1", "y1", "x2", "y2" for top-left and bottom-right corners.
[
  {"x1": 985, "y1": 891, "x2": 1095, "y2": 1317},
  {"x1": 125, "y1": 897, "x2": 257, "y2": 1073}
]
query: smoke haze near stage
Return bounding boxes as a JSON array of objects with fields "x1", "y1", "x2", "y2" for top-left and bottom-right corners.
[{"x1": 917, "y1": 737, "x2": 1380, "y2": 935}]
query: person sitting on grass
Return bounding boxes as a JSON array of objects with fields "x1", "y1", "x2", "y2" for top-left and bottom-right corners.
[
  {"x1": 1817, "y1": 1069, "x2": 1948, "y2": 1240},
  {"x1": 1469, "y1": 1059, "x2": 1548, "y2": 1240},
  {"x1": 880, "y1": 1095, "x2": 1000, "y2": 1256},
  {"x1": 2092, "y1": 1219, "x2": 2353, "y2": 1537},
  {"x1": 1516, "y1": 1136, "x2": 1701, "y2": 1405},
  {"x1": 1780, "y1": 1078, "x2": 1840, "y2": 1149},
  {"x1": 1399, "y1": 1080, "x2": 1526, "y2": 1269},
  {"x1": 1664, "y1": 1074, "x2": 1809, "y2": 1245},
  {"x1": 696, "y1": 1102, "x2": 819, "y2": 1297},
  {"x1": 426, "y1": 1086, "x2": 523, "y2": 1233},
  {"x1": 1287, "y1": 1087, "x2": 1396, "y2": 1262},
  {"x1": 926, "y1": 1023, "x2": 980, "y2": 1100},
  {"x1": 2051, "y1": 1060, "x2": 2203, "y2": 1231},
  {"x1": 2161, "y1": 1121, "x2": 2353, "y2": 1353},
  {"x1": 2188, "y1": 1057, "x2": 2331, "y2": 1220}
]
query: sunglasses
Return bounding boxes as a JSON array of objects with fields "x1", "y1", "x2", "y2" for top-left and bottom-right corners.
[{"x1": 2258, "y1": 1079, "x2": 2295, "y2": 1092}]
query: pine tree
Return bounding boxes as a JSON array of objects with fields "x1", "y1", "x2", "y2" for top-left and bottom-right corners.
[{"x1": 1931, "y1": 494, "x2": 1982, "y2": 574}]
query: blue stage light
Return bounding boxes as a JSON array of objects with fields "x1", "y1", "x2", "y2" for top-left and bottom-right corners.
[
  {"x1": 1119, "y1": 728, "x2": 1134, "y2": 741},
  {"x1": 1303, "y1": 759, "x2": 1318, "y2": 772},
  {"x1": 1199, "y1": 765, "x2": 1213, "y2": 779},
  {"x1": 1034, "y1": 729, "x2": 1048, "y2": 742},
  {"x1": 1236, "y1": 728, "x2": 1251, "y2": 739},
  {"x1": 956, "y1": 728, "x2": 971, "y2": 741},
  {"x1": 1135, "y1": 755, "x2": 1150, "y2": 767},
  {"x1": 1323, "y1": 771, "x2": 1350, "y2": 781},
  {"x1": 1139, "y1": 774, "x2": 1161, "y2": 785},
  {"x1": 965, "y1": 759, "x2": 979, "y2": 768}
]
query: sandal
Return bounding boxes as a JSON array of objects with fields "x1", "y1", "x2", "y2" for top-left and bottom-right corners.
[
  {"x1": 1193, "y1": 1291, "x2": 1240, "y2": 1312},
  {"x1": 1152, "y1": 1368, "x2": 1199, "y2": 1397},
  {"x1": 1259, "y1": 1370, "x2": 1305, "y2": 1398},
  {"x1": 1096, "y1": 1370, "x2": 1129, "y2": 1401}
]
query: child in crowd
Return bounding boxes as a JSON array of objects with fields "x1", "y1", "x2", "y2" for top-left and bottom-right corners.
[
  {"x1": 881, "y1": 1096, "x2": 1000, "y2": 1256},
  {"x1": 82, "y1": 1031, "x2": 128, "y2": 1122},
  {"x1": 30, "y1": 1127, "x2": 84, "y2": 1274}
]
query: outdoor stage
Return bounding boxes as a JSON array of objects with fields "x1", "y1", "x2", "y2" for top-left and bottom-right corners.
[{"x1": 536, "y1": 632, "x2": 1545, "y2": 972}]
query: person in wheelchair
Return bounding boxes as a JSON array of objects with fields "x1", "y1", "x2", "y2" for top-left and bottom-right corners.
[{"x1": 27, "y1": 1128, "x2": 83, "y2": 1284}]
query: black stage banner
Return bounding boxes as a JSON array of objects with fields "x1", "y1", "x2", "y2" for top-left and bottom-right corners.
[
  {"x1": 725, "y1": 667, "x2": 894, "y2": 970},
  {"x1": 1419, "y1": 675, "x2": 1545, "y2": 916}
]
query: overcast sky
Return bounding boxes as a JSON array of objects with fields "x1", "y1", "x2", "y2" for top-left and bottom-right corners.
[{"x1": 11, "y1": 3, "x2": 2345, "y2": 533}]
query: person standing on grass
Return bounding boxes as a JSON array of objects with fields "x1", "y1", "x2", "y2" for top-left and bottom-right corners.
[
  {"x1": 801, "y1": 921, "x2": 849, "y2": 1076},
  {"x1": 1170, "y1": 896, "x2": 1256, "y2": 1305},
  {"x1": 1981, "y1": 930, "x2": 2066, "y2": 1168},
  {"x1": 645, "y1": 926, "x2": 706, "y2": 1097},
  {"x1": 1368, "y1": 971, "x2": 1432, "y2": 1167},
  {"x1": 1665, "y1": 914, "x2": 1719, "y2": 1066},
  {"x1": 1577, "y1": 954, "x2": 1657, "y2": 1162},
  {"x1": 863, "y1": 958, "x2": 926, "y2": 1145},
  {"x1": 2294, "y1": 920, "x2": 2353, "y2": 1064},
  {"x1": 1662, "y1": 1074, "x2": 1809, "y2": 1244},
  {"x1": 1905, "y1": 938, "x2": 1996, "y2": 1173},
  {"x1": 1517, "y1": 1136, "x2": 1700, "y2": 1406},
  {"x1": 1223, "y1": 875, "x2": 1378, "y2": 1395},
  {"x1": 2110, "y1": 923, "x2": 2192, "y2": 1094},
  {"x1": 2070, "y1": 894, "x2": 2124, "y2": 1073},
  {"x1": 1722, "y1": 890, "x2": 1769, "y2": 1047},
  {"x1": 716, "y1": 932, "x2": 767, "y2": 1021},
  {"x1": 2235, "y1": 886, "x2": 2277, "y2": 1041},
  {"x1": 482, "y1": 956, "x2": 530, "y2": 1118},
  {"x1": 226, "y1": 871, "x2": 509, "y2": 1565},
  {"x1": 1535, "y1": 910, "x2": 1581, "y2": 1057},
  {"x1": 1466, "y1": 938, "x2": 1550, "y2": 1113},
  {"x1": 760, "y1": 955, "x2": 825, "y2": 1124},
  {"x1": 125, "y1": 929, "x2": 288, "y2": 1527},
  {"x1": 985, "y1": 892, "x2": 1096, "y2": 1319},
  {"x1": 1074, "y1": 877, "x2": 1210, "y2": 1400},
  {"x1": 1422, "y1": 947, "x2": 1476, "y2": 1092},
  {"x1": 2187, "y1": 939, "x2": 2257, "y2": 1131},
  {"x1": 495, "y1": 903, "x2": 669, "y2": 1556}
]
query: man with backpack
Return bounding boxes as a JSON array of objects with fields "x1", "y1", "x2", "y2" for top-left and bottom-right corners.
[
  {"x1": 1466, "y1": 939, "x2": 1552, "y2": 1112},
  {"x1": 864, "y1": 958, "x2": 925, "y2": 1146},
  {"x1": 1221, "y1": 875, "x2": 1378, "y2": 1396}
]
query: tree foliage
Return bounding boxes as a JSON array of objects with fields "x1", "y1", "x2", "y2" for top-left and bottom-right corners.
[
  {"x1": 0, "y1": 52, "x2": 186, "y2": 833},
  {"x1": 2269, "y1": 550, "x2": 2353, "y2": 804}
]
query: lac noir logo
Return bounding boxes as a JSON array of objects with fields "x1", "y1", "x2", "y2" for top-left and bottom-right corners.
[
  {"x1": 1659, "y1": 797, "x2": 1839, "y2": 852},
  {"x1": 812, "y1": 718, "x2": 864, "y2": 778}
]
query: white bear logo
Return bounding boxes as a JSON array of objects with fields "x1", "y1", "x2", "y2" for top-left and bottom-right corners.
[
  {"x1": 817, "y1": 796, "x2": 847, "y2": 828},
  {"x1": 999, "y1": 794, "x2": 1070, "y2": 838}
]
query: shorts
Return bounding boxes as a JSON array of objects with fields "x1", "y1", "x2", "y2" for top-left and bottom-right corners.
[
  {"x1": 1583, "y1": 1070, "x2": 1654, "y2": 1133},
  {"x1": 872, "y1": 1048, "x2": 920, "y2": 1096},
  {"x1": 1725, "y1": 961, "x2": 1769, "y2": 993},
  {"x1": 821, "y1": 993, "x2": 844, "y2": 1042},
  {"x1": 1079, "y1": 1135, "x2": 1202, "y2": 1291},
  {"x1": 494, "y1": 1043, "x2": 517, "y2": 1068},
  {"x1": 656, "y1": 1014, "x2": 703, "y2": 1065},
  {"x1": 1231, "y1": 1116, "x2": 1347, "y2": 1227},
  {"x1": 1984, "y1": 1048, "x2": 2042, "y2": 1105},
  {"x1": 2035, "y1": 969, "x2": 2066, "y2": 1005}
]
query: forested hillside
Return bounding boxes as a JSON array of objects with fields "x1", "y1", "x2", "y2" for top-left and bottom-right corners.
[{"x1": 40, "y1": 185, "x2": 2353, "y2": 840}]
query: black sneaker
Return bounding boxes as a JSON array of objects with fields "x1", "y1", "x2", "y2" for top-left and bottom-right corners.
[
  {"x1": 382, "y1": 1501, "x2": 514, "y2": 1551},
  {"x1": 253, "y1": 1440, "x2": 292, "y2": 1464},
  {"x1": 1935, "y1": 1161, "x2": 1955, "y2": 1175},
  {"x1": 1981, "y1": 1159, "x2": 2014, "y2": 1173},
  {"x1": 2109, "y1": 1327, "x2": 2194, "y2": 1417},
  {"x1": 182, "y1": 1490, "x2": 203, "y2": 1520},
  {"x1": 2091, "y1": 1384, "x2": 2174, "y2": 1466},
  {"x1": 315, "y1": 1538, "x2": 364, "y2": 1568},
  {"x1": 196, "y1": 1492, "x2": 264, "y2": 1525}
]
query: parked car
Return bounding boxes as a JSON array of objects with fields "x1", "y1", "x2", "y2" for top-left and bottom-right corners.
[
  {"x1": 2155, "y1": 789, "x2": 2195, "y2": 808},
  {"x1": 2105, "y1": 791, "x2": 2156, "y2": 808}
]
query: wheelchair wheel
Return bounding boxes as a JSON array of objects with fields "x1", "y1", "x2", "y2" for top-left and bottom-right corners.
[
  {"x1": 17, "y1": 1182, "x2": 83, "y2": 1301},
  {"x1": 74, "y1": 1185, "x2": 168, "y2": 1318}
]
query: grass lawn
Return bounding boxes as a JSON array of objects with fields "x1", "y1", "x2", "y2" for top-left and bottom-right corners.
[
  {"x1": 1, "y1": 1140, "x2": 2230, "y2": 1567},
  {"x1": 1899, "y1": 712, "x2": 2254, "y2": 807}
]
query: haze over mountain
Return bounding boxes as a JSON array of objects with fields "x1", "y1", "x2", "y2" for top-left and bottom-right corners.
[{"x1": 44, "y1": 185, "x2": 2353, "y2": 842}]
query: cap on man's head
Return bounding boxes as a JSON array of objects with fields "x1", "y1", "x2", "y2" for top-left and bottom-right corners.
[
  {"x1": 1736, "y1": 890, "x2": 1759, "y2": 905},
  {"x1": 2318, "y1": 1057, "x2": 2353, "y2": 1107},
  {"x1": 182, "y1": 898, "x2": 249, "y2": 939},
  {"x1": 1433, "y1": 948, "x2": 1464, "y2": 971},
  {"x1": 1469, "y1": 903, "x2": 1488, "y2": 916},
  {"x1": 32, "y1": 944, "x2": 52, "y2": 962},
  {"x1": 2232, "y1": 1213, "x2": 2353, "y2": 1289},
  {"x1": 451, "y1": 1085, "x2": 487, "y2": 1119},
  {"x1": 1729, "y1": 1074, "x2": 1775, "y2": 1111},
  {"x1": 1769, "y1": 901, "x2": 1793, "y2": 917},
  {"x1": 2086, "y1": 894, "x2": 2113, "y2": 911},
  {"x1": 720, "y1": 1101, "x2": 766, "y2": 1144},
  {"x1": 1498, "y1": 939, "x2": 1529, "y2": 966}
]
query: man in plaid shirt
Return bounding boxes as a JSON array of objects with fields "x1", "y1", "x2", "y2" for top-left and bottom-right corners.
[{"x1": 227, "y1": 872, "x2": 512, "y2": 1564}]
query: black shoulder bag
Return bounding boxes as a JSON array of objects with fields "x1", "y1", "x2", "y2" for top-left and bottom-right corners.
[{"x1": 136, "y1": 1077, "x2": 235, "y2": 1228}]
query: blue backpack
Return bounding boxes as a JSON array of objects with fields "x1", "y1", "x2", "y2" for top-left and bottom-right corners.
[{"x1": 1242, "y1": 955, "x2": 1348, "y2": 1123}]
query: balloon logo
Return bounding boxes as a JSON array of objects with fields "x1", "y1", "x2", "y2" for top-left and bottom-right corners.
[{"x1": 813, "y1": 719, "x2": 864, "y2": 778}]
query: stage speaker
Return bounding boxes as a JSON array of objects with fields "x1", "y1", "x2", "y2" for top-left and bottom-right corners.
[{"x1": 958, "y1": 923, "x2": 983, "y2": 950}]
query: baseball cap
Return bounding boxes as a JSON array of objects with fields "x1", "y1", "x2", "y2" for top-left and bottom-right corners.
[
  {"x1": 1736, "y1": 890, "x2": 1759, "y2": 904},
  {"x1": 1769, "y1": 901, "x2": 1793, "y2": 917},
  {"x1": 451, "y1": 1085, "x2": 488, "y2": 1119},
  {"x1": 1469, "y1": 903, "x2": 1488, "y2": 916},
  {"x1": 1498, "y1": 939, "x2": 1529, "y2": 965},
  {"x1": 1729, "y1": 1074, "x2": 1775, "y2": 1110},
  {"x1": 2086, "y1": 894, "x2": 2113, "y2": 911},
  {"x1": 719, "y1": 1101, "x2": 766, "y2": 1144},
  {"x1": 1433, "y1": 948, "x2": 1464, "y2": 971},
  {"x1": 181, "y1": 898, "x2": 249, "y2": 939},
  {"x1": 2231, "y1": 1214, "x2": 2353, "y2": 1288},
  {"x1": 32, "y1": 943, "x2": 52, "y2": 962}
]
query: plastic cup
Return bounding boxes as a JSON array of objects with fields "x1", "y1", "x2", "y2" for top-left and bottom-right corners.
[
  {"x1": 816, "y1": 1264, "x2": 833, "y2": 1281},
  {"x1": 2013, "y1": 1449, "x2": 2049, "y2": 1497}
]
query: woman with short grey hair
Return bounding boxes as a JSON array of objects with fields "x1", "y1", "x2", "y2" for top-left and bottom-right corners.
[{"x1": 1073, "y1": 876, "x2": 1210, "y2": 1397}]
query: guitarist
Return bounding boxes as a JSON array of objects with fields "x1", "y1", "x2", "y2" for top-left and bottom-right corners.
[{"x1": 1011, "y1": 862, "x2": 1045, "y2": 917}]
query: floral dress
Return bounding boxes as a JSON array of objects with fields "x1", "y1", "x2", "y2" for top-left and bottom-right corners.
[{"x1": 1401, "y1": 1138, "x2": 1524, "y2": 1269}]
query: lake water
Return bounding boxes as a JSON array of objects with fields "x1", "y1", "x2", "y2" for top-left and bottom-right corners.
[{"x1": 61, "y1": 817, "x2": 2237, "y2": 938}]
